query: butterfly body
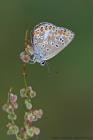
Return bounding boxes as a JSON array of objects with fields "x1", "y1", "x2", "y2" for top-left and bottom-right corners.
[{"x1": 20, "y1": 22, "x2": 75, "y2": 66}]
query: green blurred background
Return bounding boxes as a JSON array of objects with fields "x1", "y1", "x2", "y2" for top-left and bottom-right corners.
[{"x1": 0, "y1": 0, "x2": 93, "y2": 140}]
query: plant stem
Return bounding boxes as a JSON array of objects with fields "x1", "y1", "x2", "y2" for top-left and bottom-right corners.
[
  {"x1": 22, "y1": 64, "x2": 28, "y2": 89},
  {"x1": 23, "y1": 74, "x2": 27, "y2": 89}
]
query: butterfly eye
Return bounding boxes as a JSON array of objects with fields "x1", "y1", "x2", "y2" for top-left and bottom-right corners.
[
  {"x1": 40, "y1": 61, "x2": 45, "y2": 66},
  {"x1": 29, "y1": 55, "x2": 36, "y2": 64}
]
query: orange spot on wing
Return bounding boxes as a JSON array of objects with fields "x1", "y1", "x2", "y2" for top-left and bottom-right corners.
[
  {"x1": 49, "y1": 25, "x2": 52, "y2": 29},
  {"x1": 36, "y1": 31, "x2": 39, "y2": 34}
]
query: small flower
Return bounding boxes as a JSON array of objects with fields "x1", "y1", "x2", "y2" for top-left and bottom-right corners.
[
  {"x1": 20, "y1": 52, "x2": 31, "y2": 63},
  {"x1": 10, "y1": 93, "x2": 17, "y2": 104},
  {"x1": 26, "y1": 127, "x2": 34, "y2": 137},
  {"x1": 27, "y1": 113, "x2": 36, "y2": 122},
  {"x1": 33, "y1": 109, "x2": 43, "y2": 119},
  {"x1": 20, "y1": 88, "x2": 26, "y2": 98},
  {"x1": 27, "y1": 86, "x2": 36, "y2": 98},
  {"x1": 30, "y1": 91, "x2": 36, "y2": 98},
  {"x1": 20, "y1": 86, "x2": 36, "y2": 99},
  {"x1": 25, "y1": 99, "x2": 32, "y2": 110},
  {"x1": 33, "y1": 127, "x2": 40, "y2": 135},
  {"x1": 24, "y1": 112, "x2": 37, "y2": 124},
  {"x1": 26, "y1": 126, "x2": 40, "y2": 137},
  {"x1": 13, "y1": 102, "x2": 18, "y2": 109},
  {"x1": 6, "y1": 123, "x2": 13, "y2": 129},
  {"x1": 2, "y1": 104, "x2": 9, "y2": 112},
  {"x1": 26, "y1": 86, "x2": 33, "y2": 97},
  {"x1": 2, "y1": 104, "x2": 13, "y2": 113},
  {"x1": 27, "y1": 86, "x2": 32, "y2": 91},
  {"x1": 8, "y1": 112, "x2": 17, "y2": 120},
  {"x1": 7, "y1": 124, "x2": 19, "y2": 135}
]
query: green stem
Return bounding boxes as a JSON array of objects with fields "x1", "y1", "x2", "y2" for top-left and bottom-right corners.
[
  {"x1": 22, "y1": 63, "x2": 28, "y2": 89},
  {"x1": 7, "y1": 88, "x2": 13, "y2": 103},
  {"x1": 23, "y1": 74, "x2": 28, "y2": 89}
]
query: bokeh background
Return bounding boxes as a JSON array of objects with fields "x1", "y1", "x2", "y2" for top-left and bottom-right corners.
[{"x1": 0, "y1": 0, "x2": 93, "y2": 140}]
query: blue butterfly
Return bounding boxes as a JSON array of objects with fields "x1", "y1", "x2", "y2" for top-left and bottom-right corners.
[{"x1": 20, "y1": 22, "x2": 75, "y2": 66}]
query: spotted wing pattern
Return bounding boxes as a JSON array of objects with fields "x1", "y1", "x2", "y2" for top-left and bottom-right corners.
[{"x1": 31, "y1": 22, "x2": 75, "y2": 61}]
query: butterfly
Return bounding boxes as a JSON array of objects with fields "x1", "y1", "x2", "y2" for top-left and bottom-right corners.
[{"x1": 20, "y1": 22, "x2": 75, "y2": 66}]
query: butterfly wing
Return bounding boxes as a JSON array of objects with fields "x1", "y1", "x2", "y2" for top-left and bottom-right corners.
[
  {"x1": 43, "y1": 26, "x2": 75, "y2": 60},
  {"x1": 31, "y1": 22, "x2": 75, "y2": 62}
]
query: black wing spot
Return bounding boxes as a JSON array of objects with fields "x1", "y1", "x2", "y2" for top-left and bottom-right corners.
[
  {"x1": 56, "y1": 44, "x2": 59, "y2": 48},
  {"x1": 60, "y1": 38, "x2": 64, "y2": 42},
  {"x1": 47, "y1": 48, "x2": 49, "y2": 51}
]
